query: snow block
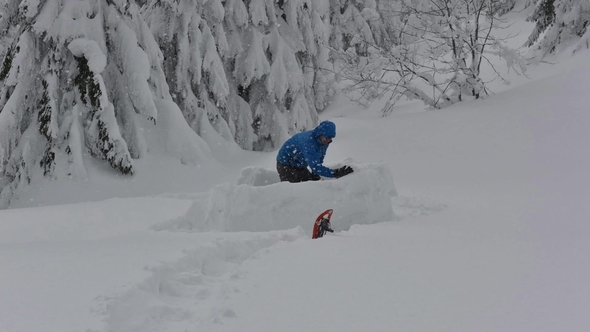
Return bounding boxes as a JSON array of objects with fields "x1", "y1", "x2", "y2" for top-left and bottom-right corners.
[
  {"x1": 169, "y1": 162, "x2": 396, "y2": 234},
  {"x1": 235, "y1": 166, "x2": 281, "y2": 187}
]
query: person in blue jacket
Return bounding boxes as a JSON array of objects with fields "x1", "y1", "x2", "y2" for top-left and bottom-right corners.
[{"x1": 276, "y1": 120, "x2": 354, "y2": 183}]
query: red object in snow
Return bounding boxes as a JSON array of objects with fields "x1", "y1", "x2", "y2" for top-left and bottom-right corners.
[{"x1": 312, "y1": 209, "x2": 334, "y2": 239}]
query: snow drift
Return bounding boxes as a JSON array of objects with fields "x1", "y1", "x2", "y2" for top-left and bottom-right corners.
[{"x1": 153, "y1": 161, "x2": 397, "y2": 234}]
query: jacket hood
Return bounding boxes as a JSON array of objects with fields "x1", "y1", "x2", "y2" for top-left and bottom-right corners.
[{"x1": 312, "y1": 121, "x2": 336, "y2": 139}]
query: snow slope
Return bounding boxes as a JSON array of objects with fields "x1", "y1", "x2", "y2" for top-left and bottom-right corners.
[{"x1": 1, "y1": 49, "x2": 590, "y2": 332}]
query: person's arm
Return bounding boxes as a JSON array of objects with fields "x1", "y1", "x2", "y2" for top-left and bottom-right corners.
[
  {"x1": 312, "y1": 146, "x2": 354, "y2": 179},
  {"x1": 304, "y1": 149, "x2": 335, "y2": 178}
]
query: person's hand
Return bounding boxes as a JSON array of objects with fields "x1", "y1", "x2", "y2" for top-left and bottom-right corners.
[{"x1": 334, "y1": 165, "x2": 354, "y2": 178}]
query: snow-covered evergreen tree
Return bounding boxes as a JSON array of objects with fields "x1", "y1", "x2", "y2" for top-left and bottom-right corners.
[
  {"x1": 330, "y1": 0, "x2": 394, "y2": 54},
  {"x1": 0, "y1": 0, "x2": 211, "y2": 208},
  {"x1": 142, "y1": 0, "x2": 242, "y2": 149},
  {"x1": 526, "y1": 0, "x2": 590, "y2": 55},
  {"x1": 525, "y1": 0, "x2": 556, "y2": 47},
  {"x1": 142, "y1": 0, "x2": 337, "y2": 151},
  {"x1": 491, "y1": 0, "x2": 519, "y2": 16}
]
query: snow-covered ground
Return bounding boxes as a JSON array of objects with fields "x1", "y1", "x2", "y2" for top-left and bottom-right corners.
[{"x1": 2, "y1": 36, "x2": 590, "y2": 332}]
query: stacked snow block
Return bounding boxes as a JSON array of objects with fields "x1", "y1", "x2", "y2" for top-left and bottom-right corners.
[{"x1": 195, "y1": 162, "x2": 397, "y2": 234}]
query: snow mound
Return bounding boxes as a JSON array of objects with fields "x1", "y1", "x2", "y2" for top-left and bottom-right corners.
[
  {"x1": 154, "y1": 162, "x2": 397, "y2": 234},
  {"x1": 67, "y1": 38, "x2": 107, "y2": 73}
]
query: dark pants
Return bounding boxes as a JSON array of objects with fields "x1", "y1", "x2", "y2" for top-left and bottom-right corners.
[{"x1": 276, "y1": 162, "x2": 321, "y2": 183}]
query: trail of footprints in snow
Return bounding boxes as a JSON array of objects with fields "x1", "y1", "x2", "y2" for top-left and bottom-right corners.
[{"x1": 97, "y1": 229, "x2": 305, "y2": 331}]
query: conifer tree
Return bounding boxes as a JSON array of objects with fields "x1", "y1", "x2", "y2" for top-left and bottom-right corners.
[
  {"x1": 526, "y1": 0, "x2": 590, "y2": 55},
  {"x1": 330, "y1": 0, "x2": 386, "y2": 56},
  {"x1": 525, "y1": 0, "x2": 556, "y2": 47},
  {"x1": 491, "y1": 0, "x2": 518, "y2": 16},
  {"x1": 142, "y1": 0, "x2": 246, "y2": 149},
  {"x1": 0, "y1": 0, "x2": 210, "y2": 207},
  {"x1": 143, "y1": 0, "x2": 338, "y2": 151}
]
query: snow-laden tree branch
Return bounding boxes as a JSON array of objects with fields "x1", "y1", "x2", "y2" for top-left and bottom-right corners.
[{"x1": 333, "y1": 0, "x2": 526, "y2": 113}]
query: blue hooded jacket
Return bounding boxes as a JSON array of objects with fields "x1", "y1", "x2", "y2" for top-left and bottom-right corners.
[{"x1": 276, "y1": 121, "x2": 337, "y2": 178}]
